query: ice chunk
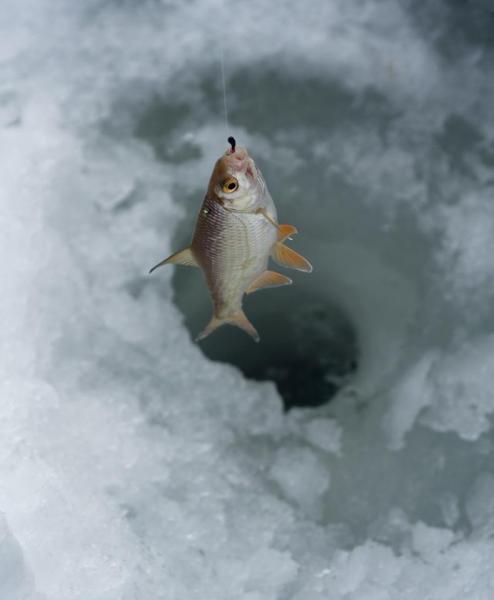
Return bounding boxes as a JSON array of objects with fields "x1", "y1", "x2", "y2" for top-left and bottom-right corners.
[
  {"x1": 421, "y1": 335, "x2": 494, "y2": 440},
  {"x1": 384, "y1": 351, "x2": 438, "y2": 449},
  {"x1": 215, "y1": 547, "x2": 298, "y2": 598},
  {"x1": 435, "y1": 193, "x2": 494, "y2": 314},
  {"x1": 303, "y1": 418, "x2": 343, "y2": 454},
  {"x1": 411, "y1": 522, "x2": 455, "y2": 556},
  {"x1": 270, "y1": 447, "x2": 330, "y2": 515},
  {"x1": 330, "y1": 543, "x2": 400, "y2": 595}
]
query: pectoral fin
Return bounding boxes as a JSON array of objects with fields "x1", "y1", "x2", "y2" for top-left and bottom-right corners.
[
  {"x1": 271, "y1": 242, "x2": 313, "y2": 273},
  {"x1": 149, "y1": 247, "x2": 198, "y2": 274},
  {"x1": 246, "y1": 270, "x2": 292, "y2": 294},
  {"x1": 255, "y1": 207, "x2": 279, "y2": 229},
  {"x1": 196, "y1": 310, "x2": 260, "y2": 343},
  {"x1": 277, "y1": 224, "x2": 298, "y2": 242}
]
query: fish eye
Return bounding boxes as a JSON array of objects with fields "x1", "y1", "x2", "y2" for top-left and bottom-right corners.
[{"x1": 222, "y1": 177, "x2": 239, "y2": 193}]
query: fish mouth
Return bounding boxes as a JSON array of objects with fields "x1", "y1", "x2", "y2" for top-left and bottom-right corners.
[{"x1": 224, "y1": 147, "x2": 257, "y2": 181}]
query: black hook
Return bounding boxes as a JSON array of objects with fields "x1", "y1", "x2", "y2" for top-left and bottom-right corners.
[{"x1": 228, "y1": 136, "x2": 236, "y2": 153}]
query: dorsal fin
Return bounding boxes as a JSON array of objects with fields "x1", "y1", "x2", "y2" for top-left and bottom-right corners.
[
  {"x1": 271, "y1": 242, "x2": 313, "y2": 273},
  {"x1": 246, "y1": 270, "x2": 292, "y2": 294},
  {"x1": 149, "y1": 247, "x2": 198, "y2": 274}
]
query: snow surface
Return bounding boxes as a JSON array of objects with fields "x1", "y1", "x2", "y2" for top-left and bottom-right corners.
[{"x1": 2, "y1": 0, "x2": 494, "y2": 598}]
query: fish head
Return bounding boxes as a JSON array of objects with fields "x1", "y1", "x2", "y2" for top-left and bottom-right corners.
[{"x1": 208, "y1": 146, "x2": 262, "y2": 211}]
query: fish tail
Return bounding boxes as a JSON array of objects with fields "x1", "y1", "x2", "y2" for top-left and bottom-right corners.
[
  {"x1": 195, "y1": 316, "x2": 223, "y2": 342},
  {"x1": 196, "y1": 310, "x2": 260, "y2": 343},
  {"x1": 228, "y1": 310, "x2": 260, "y2": 342}
]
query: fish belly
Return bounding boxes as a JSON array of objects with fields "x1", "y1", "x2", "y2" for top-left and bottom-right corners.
[{"x1": 192, "y1": 198, "x2": 277, "y2": 317}]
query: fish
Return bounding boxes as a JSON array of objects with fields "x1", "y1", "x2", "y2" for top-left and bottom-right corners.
[{"x1": 150, "y1": 137, "x2": 312, "y2": 342}]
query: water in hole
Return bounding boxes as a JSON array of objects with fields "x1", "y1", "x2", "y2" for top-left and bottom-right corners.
[{"x1": 172, "y1": 253, "x2": 358, "y2": 410}]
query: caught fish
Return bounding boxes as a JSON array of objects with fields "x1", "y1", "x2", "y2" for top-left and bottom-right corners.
[{"x1": 150, "y1": 137, "x2": 312, "y2": 342}]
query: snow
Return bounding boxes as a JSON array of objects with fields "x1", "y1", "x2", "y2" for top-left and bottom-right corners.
[
  {"x1": 302, "y1": 418, "x2": 343, "y2": 454},
  {"x1": 1, "y1": 0, "x2": 494, "y2": 598},
  {"x1": 0, "y1": 515, "x2": 34, "y2": 600},
  {"x1": 270, "y1": 447, "x2": 331, "y2": 515}
]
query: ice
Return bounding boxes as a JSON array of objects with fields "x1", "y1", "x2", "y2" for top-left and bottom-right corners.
[
  {"x1": 302, "y1": 418, "x2": 343, "y2": 454},
  {"x1": 0, "y1": 515, "x2": 35, "y2": 600},
  {"x1": 270, "y1": 447, "x2": 331, "y2": 515},
  {"x1": 466, "y1": 472, "x2": 494, "y2": 537},
  {"x1": 384, "y1": 351, "x2": 438, "y2": 450},
  {"x1": 2, "y1": 0, "x2": 494, "y2": 598},
  {"x1": 411, "y1": 521, "x2": 455, "y2": 556},
  {"x1": 421, "y1": 335, "x2": 494, "y2": 440}
]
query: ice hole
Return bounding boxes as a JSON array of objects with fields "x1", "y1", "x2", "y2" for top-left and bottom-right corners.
[
  {"x1": 172, "y1": 241, "x2": 359, "y2": 410},
  {"x1": 132, "y1": 71, "x2": 396, "y2": 409}
]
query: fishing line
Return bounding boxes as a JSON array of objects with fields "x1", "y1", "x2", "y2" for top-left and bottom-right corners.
[
  {"x1": 219, "y1": 37, "x2": 230, "y2": 139},
  {"x1": 218, "y1": 32, "x2": 277, "y2": 232}
]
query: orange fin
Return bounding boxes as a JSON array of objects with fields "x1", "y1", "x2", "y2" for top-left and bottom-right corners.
[
  {"x1": 277, "y1": 224, "x2": 298, "y2": 242},
  {"x1": 195, "y1": 316, "x2": 223, "y2": 342},
  {"x1": 196, "y1": 310, "x2": 260, "y2": 343},
  {"x1": 149, "y1": 247, "x2": 197, "y2": 273},
  {"x1": 228, "y1": 311, "x2": 260, "y2": 342},
  {"x1": 271, "y1": 242, "x2": 313, "y2": 273},
  {"x1": 246, "y1": 270, "x2": 292, "y2": 294}
]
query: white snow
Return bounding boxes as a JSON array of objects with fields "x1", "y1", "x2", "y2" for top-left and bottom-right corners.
[
  {"x1": 1, "y1": 0, "x2": 494, "y2": 598},
  {"x1": 270, "y1": 447, "x2": 331, "y2": 515}
]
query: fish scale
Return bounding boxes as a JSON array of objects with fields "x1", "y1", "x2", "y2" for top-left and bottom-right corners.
[{"x1": 192, "y1": 192, "x2": 278, "y2": 318}]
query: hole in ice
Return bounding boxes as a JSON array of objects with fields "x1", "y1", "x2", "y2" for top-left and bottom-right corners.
[
  {"x1": 172, "y1": 248, "x2": 358, "y2": 410},
  {"x1": 133, "y1": 71, "x2": 373, "y2": 408}
]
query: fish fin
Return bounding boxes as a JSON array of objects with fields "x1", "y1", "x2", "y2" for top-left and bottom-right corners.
[
  {"x1": 255, "y1": 207, "x2": 279, "y2": 229},
  {"x1": 227, "y1": 311, "x2": 260, "y2": 342},
  {"x1": 149, "y1": 247, "x2": 198, "y2": 273},
  {"x1": 246, "y1": 270, "x2": 292, "y2": 294},
  {"x1": 271, "y1": 242, "x2": 313, "y2": 273},
  {"x1": 277, "y1": 224, "x2": 298, "y2": 242},
  {"x1": 196, "y1": 310, "x2": 260, "y2": 343},
  {"x1": 195, "y1": 316, "x2": 223, "y2": 342}
]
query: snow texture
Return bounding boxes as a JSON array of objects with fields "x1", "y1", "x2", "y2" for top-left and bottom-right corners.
[{"x1": 1, "y1": 0, "x2": 494, "y2": 598}]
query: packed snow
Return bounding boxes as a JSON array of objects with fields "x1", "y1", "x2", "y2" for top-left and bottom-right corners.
[{"x1": 1, "y1": 0, "x2": 494, "y2": 598}]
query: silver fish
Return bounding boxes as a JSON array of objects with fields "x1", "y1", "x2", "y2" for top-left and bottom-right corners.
[{"x1": 150, "y1": 140, "x2": 312, "y2": 342}]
